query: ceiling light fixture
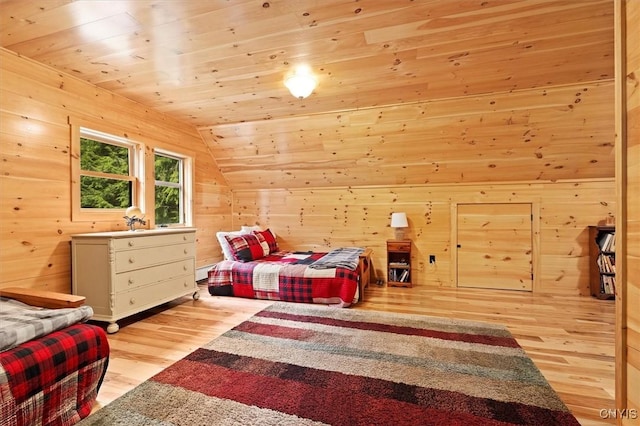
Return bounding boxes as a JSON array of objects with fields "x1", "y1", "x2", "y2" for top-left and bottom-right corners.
[{"x1": 285, "y1": 65, "x2": 317, "y2": 99}]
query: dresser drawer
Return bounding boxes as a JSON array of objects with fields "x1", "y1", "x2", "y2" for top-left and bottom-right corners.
[
  {"x1": 115, "y1": 243, "x2": 194, "y2": 272},
  {"x1": 114, "y1": 260, "x2": 194, "y2": 292},
  {"x1": 114, "y1": 232, "x2": 195, "y2": 251},
  {"x1": 114, "y1": 276, "x2": 195, "y2": 317}
]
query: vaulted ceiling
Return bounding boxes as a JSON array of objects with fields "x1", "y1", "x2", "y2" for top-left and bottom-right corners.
[
  {"x1": 1, "y1": 0, "x2": 615, "y2": 189},
  {"x1": 1, "y1": 0, "x2": 613, "y2": 127}
]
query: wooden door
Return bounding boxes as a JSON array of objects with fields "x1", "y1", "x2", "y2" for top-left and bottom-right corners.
[{"x1": 457, "y1": 203, "x2": 533, "y2": 291}]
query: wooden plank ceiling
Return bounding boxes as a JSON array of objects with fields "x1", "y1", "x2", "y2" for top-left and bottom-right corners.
[{"x1": 0, "y1": 0, "x2": 615, "y2": 189}]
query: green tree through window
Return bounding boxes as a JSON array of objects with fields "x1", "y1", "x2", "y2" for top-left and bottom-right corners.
[
  {"x1": 155, "y1": 153, "x2": 182, "y2": 225},
  {"x1": 80, "y1": 136, "x2": 133, "y2": 208}
]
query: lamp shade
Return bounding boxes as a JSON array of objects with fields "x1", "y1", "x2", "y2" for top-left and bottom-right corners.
[
  {"x1": 390, "y1": 212, "x2": 408, "y2": 228},
  {"x1": 285, "y1": 66, "x2": 317, "y2": 99},
  {"x1": 125, "y1": 206, "x2": 143, "y2": 218}
]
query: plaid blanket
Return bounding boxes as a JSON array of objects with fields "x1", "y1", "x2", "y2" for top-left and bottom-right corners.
[
  {"x1": 308, "y1": 247, "x2": 364, "y2": 271},
  {"x1": 0, "y1": 323, "x2": 110, "y2": 426},
  {"x1": 208, "y1": 251, "x2": 360, "y2": 307},
  {"x1": 0, "y1": 297, "x2": 94, "y2": 352}
]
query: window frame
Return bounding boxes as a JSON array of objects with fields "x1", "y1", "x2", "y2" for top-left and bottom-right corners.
[
  {"x1": 154, "y1": 149, "x2": 191, "y2": 227},
  {"x1": 70, "y1": 120, "x2": 145, "y2": 222},
  {"x1": 70, "y1": 117, "x2": 194, "y2": 228},
  {"x1": 79, "y1": 129, "x2": 137, "y2": 206}
]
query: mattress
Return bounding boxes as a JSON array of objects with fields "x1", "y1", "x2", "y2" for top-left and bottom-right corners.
[{"x1": 207, "y1": 250, "x2": 361, "y2": 307}]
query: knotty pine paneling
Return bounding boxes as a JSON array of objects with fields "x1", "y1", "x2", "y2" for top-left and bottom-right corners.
[
  {"x1": 1, "y1": 1, "x2": 613, "y2": 126},
  {"x1": 0, "y1": 49, "x2": 230, "y2": 293},
  {"x1": 232, "y1": 180, "x2": 615, "y2": 295},
  {"x1": 200, "y1": 82, "x2": 614, "y2": 190},
  {"x1": 616, "y1": 0, "x2": 640, "y2": 423}
]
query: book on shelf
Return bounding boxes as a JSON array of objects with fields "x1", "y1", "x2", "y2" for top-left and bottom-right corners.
[
  {"x1": 389, "y1": 262, "x2": 409, "y2": 268},
  {"x1": 597, "y1": 231, "x2": 615, "y2": 252},
  {"x1": 597, "y1": 253, "x2": 616, "y2": 274},
  {"x1": 389, "y1": 268, "x2": 410, "y2": 282},
  {"x1": 601, "y1": 275, "x2": 616, "y2": 295},
  {"x1": 609, "y1": 233, "x2": 616, "y2": 252}
]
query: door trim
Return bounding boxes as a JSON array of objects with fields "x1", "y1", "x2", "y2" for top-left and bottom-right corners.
[{"x1": 450, "y1": 201, "x2": 540, "y2": 292}]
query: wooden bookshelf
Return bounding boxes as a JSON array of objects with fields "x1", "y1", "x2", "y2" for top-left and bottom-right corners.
[{"x1": 588, "y1": 225, "x2": 615, "y2": 300}]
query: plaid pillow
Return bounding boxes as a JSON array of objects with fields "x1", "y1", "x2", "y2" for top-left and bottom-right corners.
[
  {"x1": 253, "y1": 229, "x2": 278, "y2": 253},
  {"x1": 225, "y1": 234, "x2": 265, "y2": 261},
  {"x1": 252, "y1": 231, "x2": 270, "y2": 257},
  {"x1": 216, "y1": 230, "x2": 248, "y2": 260}
]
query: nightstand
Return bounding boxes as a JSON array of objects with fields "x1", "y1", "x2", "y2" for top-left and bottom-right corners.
[{"x1": 387, "y1": 240, "x2": 411, "y2": 287}]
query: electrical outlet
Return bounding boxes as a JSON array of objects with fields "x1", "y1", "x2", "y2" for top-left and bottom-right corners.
[{"x1": 429, "y1": 255, "x2": 436, "y2": 264}]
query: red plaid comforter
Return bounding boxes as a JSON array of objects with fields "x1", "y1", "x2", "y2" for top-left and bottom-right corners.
[
  {"x1": 207, "y1": 251, "x2": 360, "y2": 307},
  {"x1": 0, "y1": 324, "x2": 110, "y2": 426}
]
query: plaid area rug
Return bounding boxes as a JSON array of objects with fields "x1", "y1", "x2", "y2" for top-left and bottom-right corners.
[{"x1": 80, "y1": 302, "x2": 579, "y2": 425}]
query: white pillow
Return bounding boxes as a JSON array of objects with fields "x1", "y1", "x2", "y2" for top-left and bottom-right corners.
[
  {"x1": 216, "y1": 230, "x2": 247, "y2": 260},
  {"x1": 241, "y1": 225, "x2": 276, "y2": 238}
]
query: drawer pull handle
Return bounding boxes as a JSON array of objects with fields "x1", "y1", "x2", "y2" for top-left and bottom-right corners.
[
  {"x1": 183, "y1": 265, "x2": 187, "y2": 271},
  {"x1": 129, "y1": 298, "x2": 136, "y2": 305},
  {"x1": 129, "y1": 258, "x2": 135, "y2": 264},
  {"x1": 183, "y1": 236, "x2": 187, "y2": 241},
  {"x1": 183, "y1": 281, "x2": 188, "y2": 287},
  {"x1": 128, "y1": 278, "x2": 134, "y2": 285},
  {"x1": 184, "y1": 249, "x2": 188, "y2": 255},
  {"x1": 128, "y1": 241, "x2": 135, "y2": 247}
]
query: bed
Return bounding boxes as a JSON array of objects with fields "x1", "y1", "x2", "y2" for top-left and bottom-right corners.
[
  {"x1": 0, "y1": 288, "x2": 110, "y2": 426},
  {"x1": 208, "y1": 228, "x2": 371, "y2": 307}
]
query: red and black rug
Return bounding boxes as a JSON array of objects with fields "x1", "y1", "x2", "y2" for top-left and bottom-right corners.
[{"x1": 80, "y1": 302, "x2": 579, "y2": 425}]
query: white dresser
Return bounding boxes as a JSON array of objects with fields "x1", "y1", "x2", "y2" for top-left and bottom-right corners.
[{"x1": 71, "y1": 228, "x2": 199, "y2": 333}]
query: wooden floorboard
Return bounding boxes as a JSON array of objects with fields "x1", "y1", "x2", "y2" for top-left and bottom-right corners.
[{"x1": 93, "y1": 284, "x2": 616, "y2": 425}]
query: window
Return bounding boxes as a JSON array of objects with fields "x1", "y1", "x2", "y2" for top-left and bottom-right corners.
[
  {"x1": 154, "y1": 150, "x2": 191, "y2": 226},
  {"x1": 70, "y1": 118, "x2": 193, "y2": 227},
  {"x1": 79, "y1": 129, "x2": 137, "y2": 209},
  {"x1": 71, "y1": 123, "x2": 144, "y2": 221}
]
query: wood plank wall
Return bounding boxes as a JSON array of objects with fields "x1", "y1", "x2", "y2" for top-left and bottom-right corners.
[
  {"x1": 201, "y1": 74, "x2": 617, "y2": 295},
  {"x1": 199, "y1": 82, "x2": 615, "y2": 190},
  {"x1": 0, "y1": 44, "x2": 618, "y2": 299},
  {"x1": 616, "y1": 0, "x2": 639, "y2": 423},
  {"x1": 0, "y1": 48, "x2": 230, "y2": 293},
  {"x1": 198, "y1": 75, "x2": 618, "y2": 297},
  {"x1": 232, "y1": 179, "x2": 615, "y2": 295}
]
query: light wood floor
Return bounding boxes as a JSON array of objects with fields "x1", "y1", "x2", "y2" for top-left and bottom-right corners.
[{"x1": 94, "y1": 284, "x2": 616, "y2": 426}]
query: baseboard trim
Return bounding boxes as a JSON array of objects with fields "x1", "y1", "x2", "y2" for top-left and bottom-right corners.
[{"x1": 196, "y1": 264, "x2": 214, "y2": 282}]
